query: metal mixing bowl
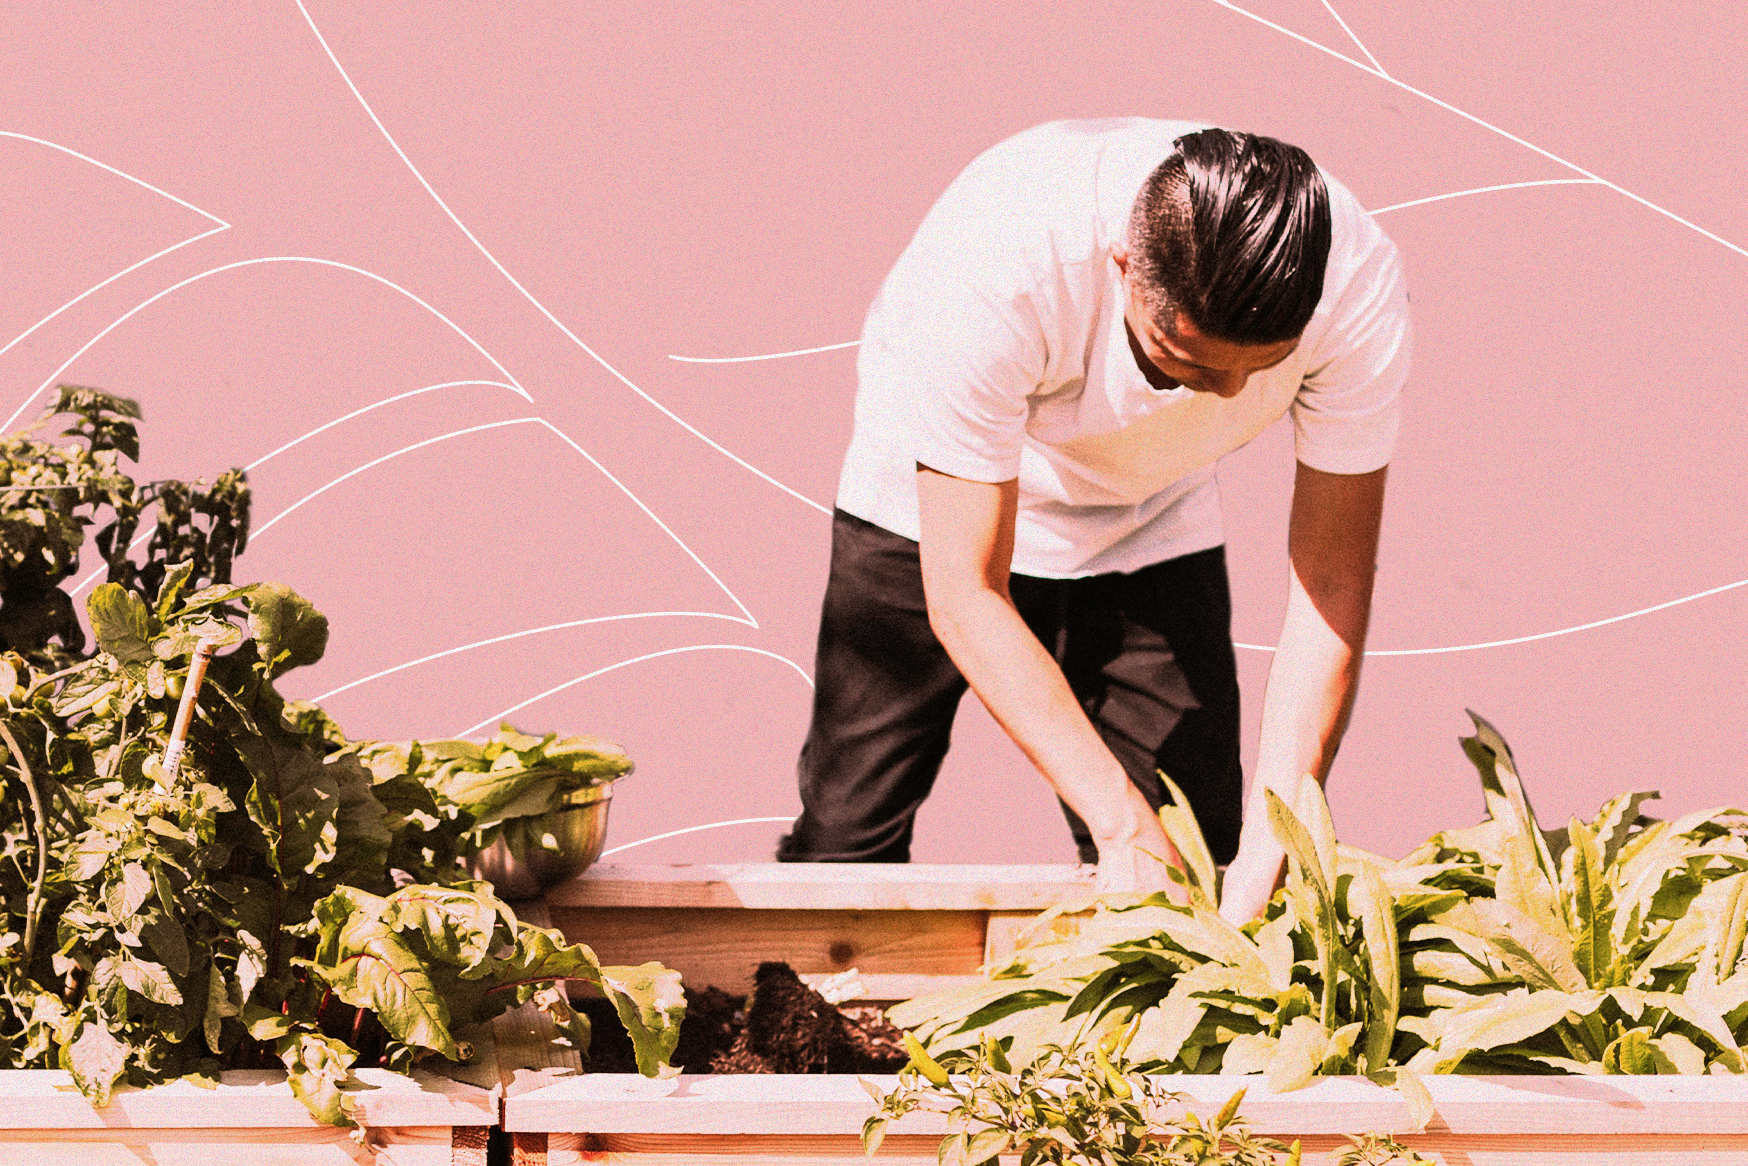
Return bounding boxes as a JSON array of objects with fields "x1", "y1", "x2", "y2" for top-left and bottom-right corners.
[{"x1": 466, "y1": 782, "x2": 613, "y2": 900}]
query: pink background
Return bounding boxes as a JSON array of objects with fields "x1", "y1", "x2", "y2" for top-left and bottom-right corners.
[{"x1": 2, "y1": 2, "x2": 1742, "y2": 866}]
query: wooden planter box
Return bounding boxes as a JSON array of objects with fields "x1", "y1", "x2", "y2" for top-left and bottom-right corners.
[
  {"x1": 0, "y1": 1068, "x2": 495, "y2": 1165},
  {"x1": 502, "y1": 1071, "x2": 1748, "y2": 1165},
  {"x1": 544, "y1": 863, "x2": 1097, "y2": 1000}
]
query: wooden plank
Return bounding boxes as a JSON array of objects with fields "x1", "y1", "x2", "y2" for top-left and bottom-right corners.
[
  {"x1": 505, "y1": 1073, "x2": 1748, "y2": 1137},
  {"x1": 0, "y1": 1124, "x2": 458, "y2": 1166},
  {"x1": 540, "y1": 1130, "x2": 1748, "y2": 1166},
  {"x1": 546, "y1": 864, "x2": 1096, "y2": 911},
  {"x1": 543, "y1": 1130, "x2": 1748, "y2": 1166},
  {"x1": 547, "y1": 906, "x2": 989, "y2": 992},
  {"x1": 0, "y1": 1069, "x2": 492, "y2": 1129}
]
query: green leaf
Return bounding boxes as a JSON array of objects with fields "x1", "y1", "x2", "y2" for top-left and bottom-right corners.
[
  {"x1": 1267, "y1": 1015, "x2": 1330, "y2": 1092},
  {"x1": 1603, "y1": 1027, "x2": 1678, "y2": 1074},
  {"x1": 141, "y1": 914, "x2": 191, "y2": 977},
  {"x1": 1566, "y1": 818, "x2": 1614, "y2": 986},
  {"x1": 1156, "y1": 770, "x2": 1218, "y2": 906},
  {"x1": 1351, "y1": 860, "x2": 1400, "y2": 1073},
  {"x1": 1460, "y1": 711, "x2": 1561, "y2": 890},
  {"x1": 204, "y1": 964, "x2": 236, "y2": 1054},
  {"x1": 1439, "y1": 898, "x2": 1586, "y2": 993},
  {"x1": 118, "y1": 953, "x2": 183, "y2": 1005},
  {"x1": 105, "y1": 861, "x2": 154, "y2": 922},
  {"x1": 380, "y1": 884, "x2": 506, "y2": 970},
  {"x1": 276, "y1": 1028, "x2": 362, "y2": 1127},
  {"x1": 1419, "y1": 990, "x2": 1589, "y2": 1070},
  {"x1": 243, "y1": 583, "x2": 329, "y2": 677},
  {"x1": 86, "y1": 583, "x2": 155, "y2": 665},
  {"x1": 62, "y1": 1018, "x2": 129, "y2": 1107},
  {"x1": 303, "y1": 888, "x2": 461, "y2": 1058},
  {"x1": 1268, "y1": 783, "x2": 1341, "y2": 1027}
]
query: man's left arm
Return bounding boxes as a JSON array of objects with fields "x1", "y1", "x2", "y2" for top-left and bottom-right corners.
[{"x1": 1218, "y1": 460, "x2": 1387, "y2": 924}]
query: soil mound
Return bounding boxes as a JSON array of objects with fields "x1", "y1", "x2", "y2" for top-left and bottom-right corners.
[{"x1": 577, "y1": 961, "x2": 909, "y2": 1074}]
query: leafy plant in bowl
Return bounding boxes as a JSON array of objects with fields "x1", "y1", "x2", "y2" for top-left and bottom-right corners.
[{"x1": 350, "y1": 724, "x2": 634, "y2": 898}]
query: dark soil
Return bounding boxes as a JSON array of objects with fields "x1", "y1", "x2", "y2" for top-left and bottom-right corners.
[{"x1": 577, "y1": 961, "x2": 910, "y2": 1074}]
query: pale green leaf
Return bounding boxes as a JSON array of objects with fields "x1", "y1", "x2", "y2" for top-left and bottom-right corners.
[
  {"x1": 86, "y1": 583, "x2": 155, "y2": 665},
  {"x1": 62, "y1": 1019, "x2": 129, "y2": 1107},
  {"x1": 1351, "y1": 860, "x2": 1400, "y2": 1072},
  {"x1": 1266, "y1": 1016, "x2": 1329, "y2": 1092},
  {"x1": 1157, "y1": 770, "x2": 1218, "y2": 907}
]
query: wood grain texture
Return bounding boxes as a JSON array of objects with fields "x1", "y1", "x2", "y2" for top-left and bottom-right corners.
[
  {"x1": 545, "y1": 864, "x2": 1096, "y2": 910},
  {"x1": 505, "y1": 1072, "x2": 1748, "y2": 1136},
  {"x1": 548, "y1": 906, "x2": 989, "y2": 992},
  {"x1": 540, "y1": 1130, "x2": 1748, "y2": 1165},
  {"x1": 0, "y1": 1069, "x2": 493, "y2": 1129}
]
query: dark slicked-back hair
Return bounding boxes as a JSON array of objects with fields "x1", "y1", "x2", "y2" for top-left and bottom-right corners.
[{"x1": 1125, "y1": 129, "x2": 1331, "y2": 345}]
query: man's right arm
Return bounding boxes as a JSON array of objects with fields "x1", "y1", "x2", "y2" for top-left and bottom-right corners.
[{"x1": 914, "y1": 464, "x2": 1185, "y2": 897}]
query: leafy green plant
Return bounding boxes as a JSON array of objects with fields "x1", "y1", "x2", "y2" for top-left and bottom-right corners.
[
  {"x1": 0, "y1": 386, "x2": 247, "y2": 665},
  {"x1": 890, "y1": 712, "x2": 1747, "y2": 1107},
  {"x1": 0, "y1": 390, "x2": 684, "y2": 1125},
  {"x1": 1393, "y1": 714, "x2": 1748, "y2": 1075},
  {"x1": 865, "y1": 1031, "x2": 1299, "y2": 1166},
  {"x1": 347, "y1": 723, "x2": 633, "y2": 866}
]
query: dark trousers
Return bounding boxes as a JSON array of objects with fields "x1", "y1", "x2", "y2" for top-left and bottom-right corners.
[{"x1": 777, "y1": 509, "x2": 1243, "y2": 866}]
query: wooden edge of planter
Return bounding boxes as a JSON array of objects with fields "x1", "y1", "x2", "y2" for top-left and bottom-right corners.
[
  {"x1": 544, "y1": 863, "x2": 1100, "y2": 911},
  {"x1": 0, "y1": 1068, "x2": 496, "y2": 1130},
  {"x1": 501, "y1": 1071, "x2": 1748, "y2": 1138}
]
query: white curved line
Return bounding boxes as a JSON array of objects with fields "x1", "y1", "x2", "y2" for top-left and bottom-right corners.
[
  {"x1": 312, "y1": 611, "x2": 755, "y2": 702},
  {"x1": 668, "y1": 340, "x2": 861, "y2": 364},
  {"x1": 532, "y1": 417, "x2": 755, "y2": 626},
  {"x1": 0, "y1": 132, "x2": 232, "y2": 363},
  {"x1": 0, "y1": 131, "x2": 226, "y2": 225},
  {"x1": 1369, "y1": 179, "x2": 1602, "y2": 217},
  {"x1": 1234, "y1": 576, "x2": 1748, "y2": 656},
  {"x1": 245, "y1": 379, "x2": 517, "y2": 471},
  {"x1": 600, "y1": 816, "x2": 798, "y2": 858},
  {"x1": 250, "y1": 417, "x2": 539, "y2": 538},
  {"x1": 456, "y1": 643, "x2": 816, "y2": 738},
  {"x1": 1209, "y1": 0, "x2": 1748, "y2": 260},
  {"x1": 1320, "y1": 0, "x2": 1388, "y2": 77},
  {"x1": 2, "y1": 255, "x2": 530, "y2": 435},
  {"x1": 295, "y1": 2, "x2": 830, "y2": 516},
  {"x1": 0, "y1": 225, "x2": 230, "y2": 360}
]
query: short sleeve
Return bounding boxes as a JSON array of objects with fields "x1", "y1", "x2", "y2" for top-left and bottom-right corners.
[
  {"x1": 1290, "y1": 213, "x2": 1412, "y2": 475},
  {"x1": 854, "y1": 153, "x2": 1053, "y2": 483}
]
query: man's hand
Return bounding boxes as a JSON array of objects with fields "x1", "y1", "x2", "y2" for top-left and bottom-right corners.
[
  {"x1": 1222, "y1": 462, "x2": 1387, "y2": 924},
  {"x1": 915, "y1": 465, "x2": 1186, "y2": 903}
]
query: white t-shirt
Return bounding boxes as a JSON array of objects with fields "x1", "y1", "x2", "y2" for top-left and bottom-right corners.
[{"x1": 835, "y1": 118, "x2": 1411, "y2": 578}]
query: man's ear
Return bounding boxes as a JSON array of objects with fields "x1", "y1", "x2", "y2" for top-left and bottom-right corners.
[{"x1": 1111, "y1": 244, "x2": 1129, "y2": 275}]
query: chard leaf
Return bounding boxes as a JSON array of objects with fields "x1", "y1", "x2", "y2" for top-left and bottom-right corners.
[
  {"x1": 498, "y1": 927, "x2": 684, "y2": 1077},
  {"x1": 302, "y1": 887, "x2": 460, "y2": 1058},
  {"x1": 1267, "y1": 1016, "x2": 1329, "y2": 1092},
  {"x1": 276, "y1": 1029, "x2": 362, "y2": 1128},
  {"x1": 380, "y1": 884, "x2": 506, "y2": 970}
]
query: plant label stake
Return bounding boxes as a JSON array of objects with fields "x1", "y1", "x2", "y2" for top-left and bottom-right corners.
[{"x1": 160, "y1": 638, "x2": 218, "y2": 784}]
